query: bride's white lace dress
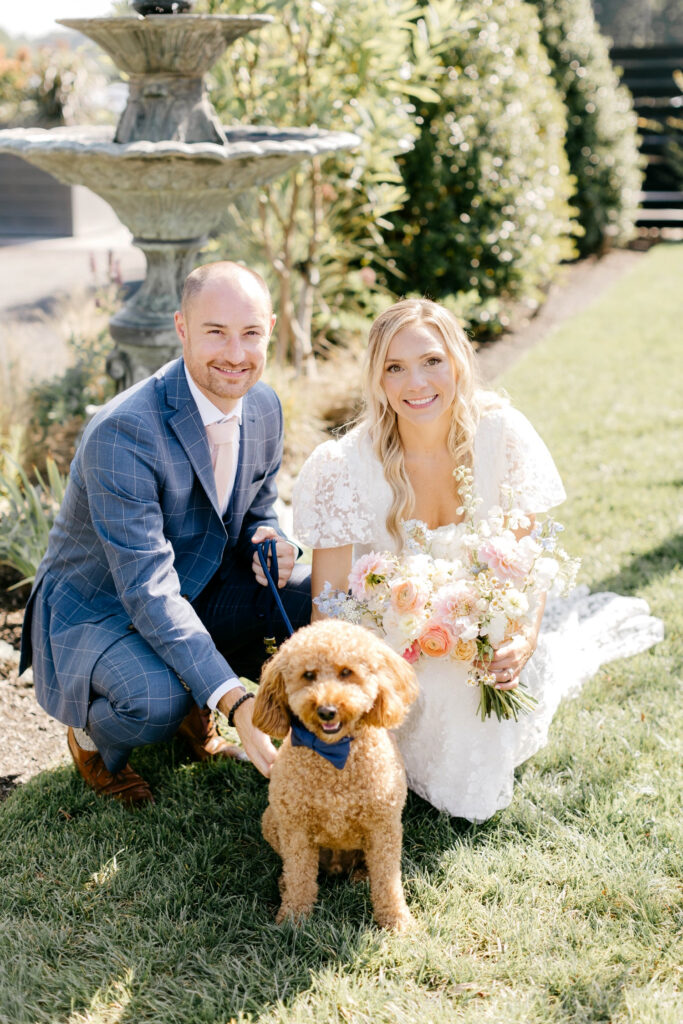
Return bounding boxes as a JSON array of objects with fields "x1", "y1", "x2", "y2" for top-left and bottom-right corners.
[{"x1": 292, "y1": 405, "x2": 664, "y2": 822}]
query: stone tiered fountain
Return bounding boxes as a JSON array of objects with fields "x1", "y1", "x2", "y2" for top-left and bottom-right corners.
[{"x1": 0, "y1": 1, "x2": 358, "y2": 388}]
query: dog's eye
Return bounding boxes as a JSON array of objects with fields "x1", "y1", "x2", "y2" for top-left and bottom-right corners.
[
  {"x1": 338, "y1": 667, "x2": 352, "y2": 678},
  {"x1": 302, "y1": 670, "x2": 317, "y2": 681}
]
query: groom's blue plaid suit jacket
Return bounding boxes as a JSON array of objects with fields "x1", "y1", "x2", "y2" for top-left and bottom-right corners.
[{"x1": 20, "y1": 357, "x2": 287, "y2": 729}]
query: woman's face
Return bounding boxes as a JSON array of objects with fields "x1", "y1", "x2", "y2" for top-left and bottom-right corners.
[{"x1": 381, "y1": 322, "x2": 457, "y2": 430}]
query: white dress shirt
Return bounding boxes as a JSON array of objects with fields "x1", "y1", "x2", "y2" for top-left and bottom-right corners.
[
  {"x1": 184, "y1": 367, "x2": 245, "y2": 710},
  {"x1": 185, "y1": 368, "x2": 243, "y2": 516}
]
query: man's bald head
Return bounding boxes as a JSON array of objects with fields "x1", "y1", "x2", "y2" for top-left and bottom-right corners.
[{"x1": 181, "y1": 261, "x2": 272, "y2": 319}]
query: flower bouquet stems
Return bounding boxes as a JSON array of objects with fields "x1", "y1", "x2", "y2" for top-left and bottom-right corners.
[{"x1": 477, "y1": 679, "x2": 538, "y2": 722}]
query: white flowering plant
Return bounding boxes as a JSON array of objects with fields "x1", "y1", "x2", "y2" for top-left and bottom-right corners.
[{"x1": 315, "y1": 466, "x2": 579, "y2": 722}]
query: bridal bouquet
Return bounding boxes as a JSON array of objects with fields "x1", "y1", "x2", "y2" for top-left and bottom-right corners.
[{"x1": 315, "y1": 466, "x2": 579, "y2": 722}]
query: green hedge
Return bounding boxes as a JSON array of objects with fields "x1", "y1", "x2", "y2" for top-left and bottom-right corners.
[
  {"x1": 528, "y1": 0, "x2": 643, "y2": 255},
  {"x1": 387, "y1": 0, "x2": 576, "y2": 327}
]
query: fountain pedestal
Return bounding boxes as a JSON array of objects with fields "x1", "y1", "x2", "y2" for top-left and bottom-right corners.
[
  {"x1": 0, "y1": 6, "x2": 358, "y2": 389},
  {"x1": 107, "y1": 237, "x2": 204, "y2": 385}
]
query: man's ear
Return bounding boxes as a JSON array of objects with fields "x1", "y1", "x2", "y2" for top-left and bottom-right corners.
[{"x1": 174, "y1": 310, "x2": 187, "y2": 344}]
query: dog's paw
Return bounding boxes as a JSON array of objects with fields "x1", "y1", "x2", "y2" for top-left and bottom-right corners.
[
  {"x1": 375, "y1": 906, "x2": 415, "y2": 932},
  {"x1": 275, "y1": 903, "x2": 313, "y2": 926},
  {"x1": 350, "y1": 862, "x2": 369, "y2": 884}
]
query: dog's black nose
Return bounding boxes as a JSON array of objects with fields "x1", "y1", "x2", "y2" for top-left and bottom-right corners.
[{"x1": 317, "y1": 705, "x2": 337, "y2": 721}]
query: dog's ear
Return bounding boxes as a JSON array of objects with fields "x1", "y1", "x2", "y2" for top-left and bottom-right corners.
[
  {"x1": 362, "y1": 644, "x2": 419, "y2": 729},
  {"x1": 253, "y1": 649, "x2": 291, "y2": 738}
]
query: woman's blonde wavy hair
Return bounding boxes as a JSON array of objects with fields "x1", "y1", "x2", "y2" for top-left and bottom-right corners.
[{"x1": 360, "y1": 298, "x2": 485, "y2": 545}]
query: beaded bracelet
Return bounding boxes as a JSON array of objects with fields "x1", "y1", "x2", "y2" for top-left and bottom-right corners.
[{"x1": 227, "y1": 690, "x2": 255, "y2": 728}]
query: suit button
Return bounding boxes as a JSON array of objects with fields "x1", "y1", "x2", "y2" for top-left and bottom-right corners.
[{"x1": 127, "y1": 623, "x2": 136, "y2": 632}]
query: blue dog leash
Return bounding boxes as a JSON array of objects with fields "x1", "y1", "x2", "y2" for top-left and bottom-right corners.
[{"x1": 256, "y1": 537, "x2": 294, "y2": 637}]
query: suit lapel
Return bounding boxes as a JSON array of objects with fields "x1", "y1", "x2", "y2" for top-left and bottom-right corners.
[
  {"x1": 226, "y1": 390, "x2": 259, "y2": 531},
  {"x1": 163, "y1": 360, "x2": 221, "y2": 514}
]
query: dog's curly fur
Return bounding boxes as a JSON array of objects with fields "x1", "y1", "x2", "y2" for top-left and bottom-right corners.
[{"x1": 253, "y1": 619, "x2": 419, "y2": 931}]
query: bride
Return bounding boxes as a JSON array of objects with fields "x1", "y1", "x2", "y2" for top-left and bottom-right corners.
[{"x1": 291, "y1": 298, "x2": 664, "y2": 822}]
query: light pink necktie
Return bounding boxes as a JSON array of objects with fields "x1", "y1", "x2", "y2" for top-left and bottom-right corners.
[{"x1": 206, "y1": 418, "x2": 239, "y2": 509}]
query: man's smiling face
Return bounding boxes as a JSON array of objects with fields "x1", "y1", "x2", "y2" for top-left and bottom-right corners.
[{"x1": 174, "y1": 270, "x2": 276, "y2": 413}]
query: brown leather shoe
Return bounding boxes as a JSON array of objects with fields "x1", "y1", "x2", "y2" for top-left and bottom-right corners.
[
  {"x1": 176, "y1": 704, "x2": 249, "y2": 763},
  {"x1": 67, "y1": 727, "x2": 154, "y2": 805}
]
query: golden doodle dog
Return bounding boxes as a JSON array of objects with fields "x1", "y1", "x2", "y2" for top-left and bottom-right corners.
[{"x1": 253, "y1": 619, "x2": 419, "y2": 931}]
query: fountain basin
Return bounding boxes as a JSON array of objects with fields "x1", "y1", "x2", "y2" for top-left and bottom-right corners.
[
  {"x1": 57, "y1": 16, "x2": 273, "y2": 77},
  {"x1": 0, "y1": 124, "x2": 360, "y2": 240}
]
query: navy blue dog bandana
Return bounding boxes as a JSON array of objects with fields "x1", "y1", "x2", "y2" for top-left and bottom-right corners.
[{"x1": 290, "y1": 717, "x2": 352, "y2": 770}]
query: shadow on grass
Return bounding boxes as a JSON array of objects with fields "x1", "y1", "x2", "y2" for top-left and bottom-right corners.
[
  {"x1": 0, "y1": 773, "x2": 19, "y2": 800},
  {"x1": 2, "y1": 740, "x2": 469, "y2": 1024},
  {"x1": 586, "y1": 531, "x2": 683, "y2": 598}
]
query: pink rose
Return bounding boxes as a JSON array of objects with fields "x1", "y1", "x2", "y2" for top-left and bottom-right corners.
[
  {"x1": 418, "y1": 622, "x2": 454, "y2": 658},
  {"x1": 348, "y1": 552, "x2": 391, "y2": 599},
  {"x1": 432, "y1": 579, "x2": 482, "y2": 619},
  {"x1": 402, "y1": 640, "x2": 421, "y2": 664},
  {"x1": 478, "y1": 536, "x2": 534, "y2": 582},
  {"x1": 391, "y1": 578, "x2": 428, "y2": 614}
]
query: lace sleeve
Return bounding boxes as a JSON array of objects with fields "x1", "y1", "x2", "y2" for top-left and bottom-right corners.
[
  {"x1": 496, "y1": 406, "x2": 566, "y2": 513},
  {"x1": 292, "y1": 434, "x2": 375, "y2": 548}
]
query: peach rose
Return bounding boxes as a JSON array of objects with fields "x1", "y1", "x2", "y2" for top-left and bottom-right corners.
[
  {"x1": 453, "y1": 637, "x2": 478, "y2": 662},
  {"x1": 390, "y1": 578, "x2": 428, "y2": 615},
  {"x1": 418, "y1": 622, "x2": 454, "y2": 658},
  {"x1": 504, "y1": 618, "x2": 524, "y2": 640}
]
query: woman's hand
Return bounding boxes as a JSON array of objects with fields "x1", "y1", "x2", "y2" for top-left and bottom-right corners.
[{"x1": 484, "y1": 632, "x2": 535, "y2": 690}]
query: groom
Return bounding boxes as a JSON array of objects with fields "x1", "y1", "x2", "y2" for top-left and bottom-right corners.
[{"x1": 19, "y1": 261, "x2": 311, "y2": 805}]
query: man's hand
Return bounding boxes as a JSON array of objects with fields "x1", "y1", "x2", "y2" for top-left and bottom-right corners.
[
  {"x1": 251, "y1": 525, "x2": 296, "y2": 589},
  {"x1": 217, "y1": 687, "x2": 277, "y2": 777}
]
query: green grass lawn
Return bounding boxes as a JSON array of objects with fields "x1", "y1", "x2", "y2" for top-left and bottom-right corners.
[{"x1": 1, "y1": 244, "x2": 681, "y2": 1024}]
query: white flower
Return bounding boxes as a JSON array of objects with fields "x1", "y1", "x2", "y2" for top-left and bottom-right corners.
[
  {"x1": 501, "y1": 588, "x2": 529, "y2": 618},
  {"x1": 383, "y1": 607, "x2": 427, "y2": 648},
  {"x1": 430, "y1": 557, "x2": 458, "y2": 588},
  {"x1": 459, "y1": 618, "x2": 480, "y2": 642},
  {"x1": 534, "y1": 556, "x2": 560, "y2": 590},
  {"x1": 429, "y1": 522, "x2": 466, "y2": 560},
  {"x1": 486, "y1": 609, "x2": 508, "y2": 646},
  {"x1": 518, "y1": 534, "x2": 542, "y2": 562},
  {"x1": 487, "y1": 505, "x2": 505, "y2": 531},
  {"x1": 461, "y1": 531, "x2": 481, "y2": 552},
  {"x1": 401, "y1": 553, "x2": 433, "y2": 580},
  {"x1": 507, "y1": 508, "x2": 531, "y2": 530}
]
